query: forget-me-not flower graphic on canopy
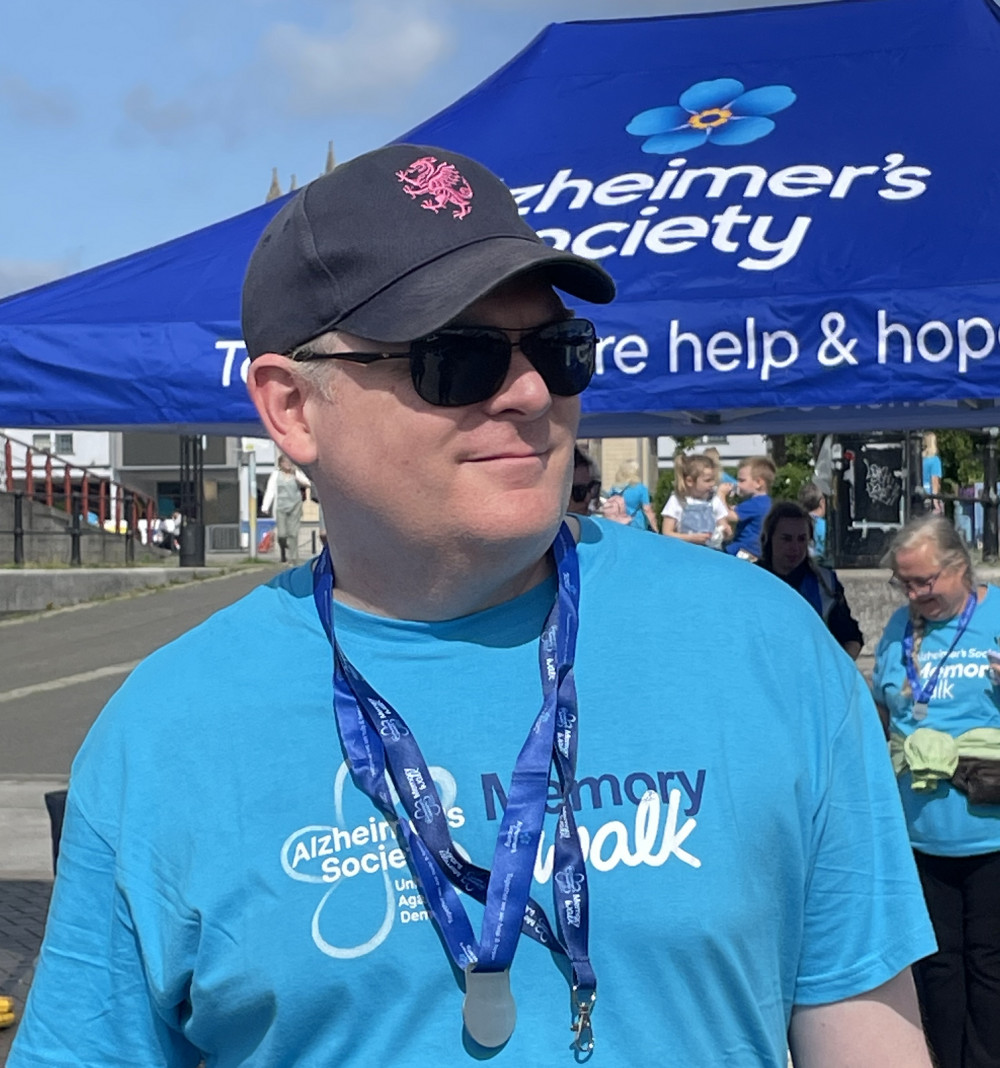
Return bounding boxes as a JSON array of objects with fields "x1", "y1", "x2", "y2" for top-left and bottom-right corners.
[{"x1": 627, "y1": 78, "x2": 796, "y2": 154}]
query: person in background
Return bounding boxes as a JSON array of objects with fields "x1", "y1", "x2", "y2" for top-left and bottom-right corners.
[
  {"x1": 922, "y1": 432, "x2": 944, "y2": 515},
  {"x1": 702, "y1": 446, "x2": 736, "y2": 487},
  {"x1": 262, "y1": 453, "x2": 311, "y2": 564},
  {"x1": 873, "y1": 514, "x2": 1000, "y2": 1068},
  {"x1": 10, "y1": 142, "x2": 936, "y2": 1068},
  {"x1": 604, "y1": 458, "x2": 658, "y2": 531},
  {"x1": 721, "y1": 455, "x2": 775, "y2": 560},
  {"x1": 567, "y1": 446, "x2": 601, "y2": 516},
  {"x1": 316, "y1": 498, "x2": 328, "y2": 548},
  {"x1": 155, "y1": 508, "x2": 183, "y2": 553},
  {"x1": 758, "y1": 501, "x2": 862, "y2": 660},
  {"x1": 660, "y1": 452, "x2": 729, "y2": 548},
  {"x1": 798, "y1": 481, "x2": 828, "y2": 563}
]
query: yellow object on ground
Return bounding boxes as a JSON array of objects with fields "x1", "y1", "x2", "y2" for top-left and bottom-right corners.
[{"x1": 0, "y1": 993, "x2": 16, "y2": 1028}]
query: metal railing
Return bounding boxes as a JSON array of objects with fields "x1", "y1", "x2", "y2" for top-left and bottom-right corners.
[{"x1": 1, "y1": 431, "x2": 159, "y2": 565}]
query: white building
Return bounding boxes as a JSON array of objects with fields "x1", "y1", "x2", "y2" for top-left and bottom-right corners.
[{"x1": 657, "y1": 434, "x2": 768, "y2": 474}]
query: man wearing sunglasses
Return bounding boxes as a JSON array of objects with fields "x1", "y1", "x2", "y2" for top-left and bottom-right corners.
[
  {"x1": 568, "y1": 447, "x2": 601, "y2": 516},
  {"x1": 12, "y1": 145, "x2": 934, "y2": 1068}
]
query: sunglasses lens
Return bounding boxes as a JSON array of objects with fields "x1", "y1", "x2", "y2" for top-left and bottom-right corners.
[
  {"x1": 521, "y1": 320, "x2": 596, "y2": 397},
  {"x1": 570, "y1": 484, "x2": 590, "y2": 502},
  {"x1": 409, "y1": 319, "x2": 597, "y2": 407},
  {"x1": 410, "y1": 330, "x2": 510, "y2": 407}
]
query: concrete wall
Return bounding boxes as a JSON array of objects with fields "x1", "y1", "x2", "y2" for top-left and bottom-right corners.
[
  {"x1": 0, "y1": 494, "x2": 170, "y2": 567},
  {"x1": 0, "y1": 566, "x2": 219, "y2": 614},
  {"x1": 585, "y1": 437, "x2": 659, "y2": 493}
]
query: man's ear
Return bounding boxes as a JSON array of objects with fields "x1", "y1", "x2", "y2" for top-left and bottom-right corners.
[{"x1": 246, "y1": 354, "x2": 319, "y2": 466}]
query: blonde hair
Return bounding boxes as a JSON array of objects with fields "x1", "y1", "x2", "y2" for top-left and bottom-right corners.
[
  {"x1": 740, "y1": 455, "x2": 776, "y2": 490},
  {"x1": 675, "y1": 452, "x2": 717, "y2": 494},
  {"x1": 922, "y1": 432, "x2": 938, "y2": 458},
  {"x1": 613, "y1": 459, "x2": 642, "y2": 486}
]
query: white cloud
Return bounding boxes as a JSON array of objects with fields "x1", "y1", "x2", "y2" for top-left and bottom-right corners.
[
  {"x1": 0, "y1": 258, "x2": 76, "y2": 300},
  {"x1": 0, "y1": 75, "x2": 77, "y2": 126},
  {"x1": 262, "y1": 1, "x2": 453, "y2": 115}
]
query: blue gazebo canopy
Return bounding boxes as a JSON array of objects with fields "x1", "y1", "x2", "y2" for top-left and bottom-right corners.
[{"x1": 2, "y1": 0, "x2": 999, "y2": 434}]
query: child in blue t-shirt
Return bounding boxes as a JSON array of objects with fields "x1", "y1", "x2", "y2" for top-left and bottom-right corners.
[
  {"x1": 798, "y1": 481, "x2": 828, "y2": 564},
  {"x1": 722, "y1": 455, "x2": 776, "y2": 560}
]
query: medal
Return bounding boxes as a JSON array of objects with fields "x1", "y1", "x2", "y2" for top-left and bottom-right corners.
[{"x1": 463, "y1": 966, "x2": 516, "y2": 1048}]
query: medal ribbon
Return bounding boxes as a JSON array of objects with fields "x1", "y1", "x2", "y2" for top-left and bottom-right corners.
[
  {"x1": 311, "y1": 523, "x2": 596, "y2": 1044},
  {"x1": 903, "y1": 591, "x2": 977, "y2": 705}
]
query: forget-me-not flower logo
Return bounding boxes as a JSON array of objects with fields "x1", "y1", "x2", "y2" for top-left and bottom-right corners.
[{"x1": 627, "y1": 78, "x2": 795, "y2": 154}]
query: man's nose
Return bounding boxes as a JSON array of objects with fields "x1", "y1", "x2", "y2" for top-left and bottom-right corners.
[{"x1": 485, "y1": 347, "x2": 553, "y2": 414}]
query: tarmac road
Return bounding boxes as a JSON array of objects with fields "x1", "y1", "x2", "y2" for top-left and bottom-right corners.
[{"x1": 0, "y1": 564, "x2": 283, "y2": 778}]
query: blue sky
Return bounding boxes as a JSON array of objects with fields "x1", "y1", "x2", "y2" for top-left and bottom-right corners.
[{"x1": 0, "y1": 0, "x2": 833, "y2": 298}]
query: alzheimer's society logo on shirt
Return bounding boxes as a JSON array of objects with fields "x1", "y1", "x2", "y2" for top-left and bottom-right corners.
[{"x1": 280, "y1": 761, "x2": 704, "y2": 960}]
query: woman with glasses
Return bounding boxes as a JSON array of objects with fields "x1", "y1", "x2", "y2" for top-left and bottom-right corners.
[{"x1": 873, "y1": 514, "x2": 1000, "y2": 1068}]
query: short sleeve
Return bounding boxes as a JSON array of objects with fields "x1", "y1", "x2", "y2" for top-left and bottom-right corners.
[
  {"x1": 8, "y1": 792, "x2": 202, "y2": 1068},
  {"x1": 794, "y1": 669, "x2": 936, "y2": 1004},
  {"x1": 662, "y1": 495, "x2": 683, "y2": 520}
]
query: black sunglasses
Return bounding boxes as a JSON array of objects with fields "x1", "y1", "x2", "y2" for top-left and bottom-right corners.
[
  {"x1": 571, "y1": 479, "x2": 601, "y2": 502},
  {"x1": 292, "y1": 318, "x2": 597, "y2": 408}
]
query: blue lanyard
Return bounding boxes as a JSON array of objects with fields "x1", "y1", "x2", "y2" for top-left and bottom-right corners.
[
  {"x1": 903, "y1": 591, "x2": 977, "y2": 706},
  {"x1": 311, "y1": 523, "x2": 597, "y2": 1051}
]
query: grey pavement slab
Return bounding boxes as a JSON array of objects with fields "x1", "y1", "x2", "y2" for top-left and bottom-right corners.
[
  {"x1": 0, "y1": 878, "x2": 53, "y2": 1064},
  {"x1": 0, "y1": 781, "x2": 59, "y2": 1065},
  {"x1": 0, "y1": 780, "x2": 63, "y2": 880}
]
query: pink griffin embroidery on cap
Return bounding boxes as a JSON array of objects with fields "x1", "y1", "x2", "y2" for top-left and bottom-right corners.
[{"x1": 396, "y1": 156, "x2": 474, "y2": 220}]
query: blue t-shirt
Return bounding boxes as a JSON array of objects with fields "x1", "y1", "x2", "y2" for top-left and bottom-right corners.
[
  {"x1": 13, "y1": 523, "x2": 934, "y2": 1068},
  {"x1": 811, "y1": 515, "x2": 827, "y2": 561},
  {"x1": 610, "y1": 483, "x2": 651, "y2": 530},
  {"x1": 922, "y1": 454, "x2": 942, "y2": 493},
  {"x1": 873, "y1": 586, "x2": 1000, "y2": 857},
  {"x1": 725, "y1": 493, "x2": 771, "y2": 557}
]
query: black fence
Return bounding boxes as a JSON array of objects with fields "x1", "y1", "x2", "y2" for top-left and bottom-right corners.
[{"x1": 830, "y1": 430, "x2": 999, "y2": 567}]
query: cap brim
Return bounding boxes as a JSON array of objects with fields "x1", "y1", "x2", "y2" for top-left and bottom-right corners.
[{"x1": 333, "y1": 236, "x2": 616, "y2": 342}]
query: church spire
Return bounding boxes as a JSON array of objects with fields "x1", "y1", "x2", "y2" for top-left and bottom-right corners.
[{"x1": 265, "y1": 167, "x2": 282, "y2": 202}]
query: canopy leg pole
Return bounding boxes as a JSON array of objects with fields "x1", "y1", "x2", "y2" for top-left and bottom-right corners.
[{"x1": 983, "y1": 429, "x2": 998, "y2": 565}]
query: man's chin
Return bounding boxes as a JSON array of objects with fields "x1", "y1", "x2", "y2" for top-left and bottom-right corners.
[{"x1": 466, "y1": 495, "x2": 567, "y2": 542}]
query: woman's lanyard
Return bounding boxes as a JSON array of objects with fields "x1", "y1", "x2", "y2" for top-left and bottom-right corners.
[
  {"x1": 311, "y1": 523, "x2": 597, "y2": 1053},
  {"x1": 903, "y1": 591, "x2": 977, "y2": 720}
]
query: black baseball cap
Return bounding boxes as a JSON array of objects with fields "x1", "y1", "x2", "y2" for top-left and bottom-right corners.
[{"x1": 241, "y1": 143, "x2": 615, "y2": 358}]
